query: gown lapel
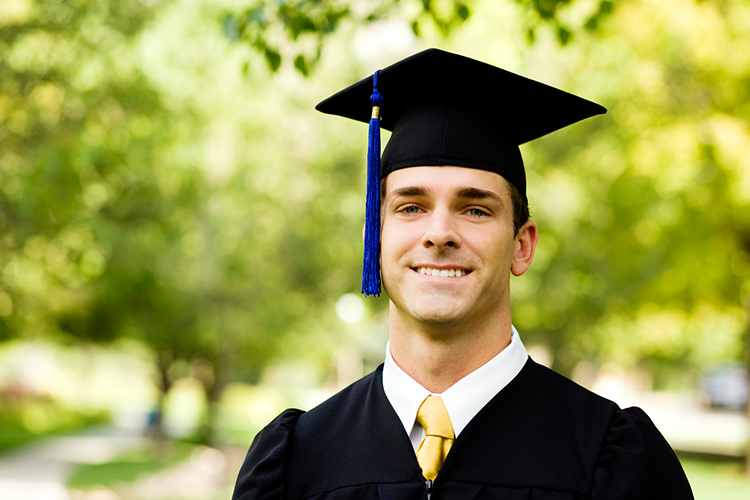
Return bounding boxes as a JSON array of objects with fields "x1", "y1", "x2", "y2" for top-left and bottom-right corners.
[
  {"x1": 287, "y1": 366, "x2": 423, "y2": 498},
  {"x1": 437, "y1": 358, "x2": 610, "y2": 496}
]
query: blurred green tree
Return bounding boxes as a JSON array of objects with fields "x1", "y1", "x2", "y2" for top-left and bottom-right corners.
[
  {"x1": 0, "y1": 0, "x2": 331, "y2": 439},
  {"x1": 0, "y1": 0, "x2": 208, "y2": 433},
  {"x1": 0, "y1": 0, "x2": 368, "y2": 441},
  {"x1": 222, "y1": 0, "x2": 615, "y2": 74},
  {"x1": 507, "y1": 0, "x2": 750, "y2": 385}
]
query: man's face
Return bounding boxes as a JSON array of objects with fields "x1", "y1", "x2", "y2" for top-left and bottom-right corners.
[{"x1": 380, "y1": 166, "x2": 537, "y2": 329}]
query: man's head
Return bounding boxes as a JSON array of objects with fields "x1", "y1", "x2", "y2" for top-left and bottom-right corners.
[{"x1": 316, "y1": 48, "x2": 605, "y2": 297}]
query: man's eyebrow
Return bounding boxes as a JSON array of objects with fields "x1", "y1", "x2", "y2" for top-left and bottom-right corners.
[
  {"x1": 456, "y1": 187, "x2": 504, "y2": 204},
  {"x1": 395, "y1": 186, "x2": 430, "y2": 197},
  {"x1": 388, "y1": 186, "x2": 430, "y2": 198},
  {"x1": 384, "y1": 185, "x2": 503, "y2": 204}
]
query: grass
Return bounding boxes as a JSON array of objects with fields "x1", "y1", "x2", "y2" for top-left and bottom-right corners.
[
  {"x1": 0, "y1": 397, "x2": 109, "y2": 454},
  {"x1": 0, "y1": 424, "x2": 45, "y2": 453},
  {"x1": 681, "y1": 456, "x2": 750, "y2": 500},
  {"x1": 0, "y1": 417, "x2": 110, "y2": 454},
  {"x1": 68, "y1": 460, "x2": 165, "y2": 487},
  {"x1": 67, "y1": 440, "x2": 196, "y2": 489}
]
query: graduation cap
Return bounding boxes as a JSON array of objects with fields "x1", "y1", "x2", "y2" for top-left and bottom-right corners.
[{"x1": 316, "y1": 48, "x2": 606, "y2": 297}]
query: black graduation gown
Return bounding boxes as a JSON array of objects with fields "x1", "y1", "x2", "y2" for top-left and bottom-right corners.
[{"x1": 232, "y1": 358, "x2": 693, "y2": 500}]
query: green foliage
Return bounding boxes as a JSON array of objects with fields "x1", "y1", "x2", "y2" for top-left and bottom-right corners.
[
  {"x1": 0, "y1": 0, "x2": 173, "y2": 343},
  {"x1": 0, "y1": 393, "x2": 108, "y2": 452},
  {"x1": 529, "y1": 0, "x2": 569, "y2": 19},
  {"x1": 224, "y1": 0, "x2": 476, "y2": 74},
  {"x1": 523, "y1": 0, "x2": 615, "y2": 45},
  {"x1": 223, "y1": 0, "x2": 350, "y2": 75},
  {"x1": 1, "y1": 0, "x2": 358, "y2": 407},
  {"x1": 509, "y1": 0, "x2": 750, "y2": 379},
  {"x1": 584, "y1": 0, "x2": 613, "y2": 31},
  {"x1": 0, "y1": 0, "x2": 352, "y2": 372},
  {"x1": 223, "y1": 0, "x2": 618, "y2": 73}
]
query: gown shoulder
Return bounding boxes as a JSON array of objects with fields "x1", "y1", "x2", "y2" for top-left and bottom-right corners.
[
  {"x1": 592, "y1": 406, "x2": 694, "y2": 500},
  {"x1": 232, "y1": 408, "x2": 305, "y2": 500}
]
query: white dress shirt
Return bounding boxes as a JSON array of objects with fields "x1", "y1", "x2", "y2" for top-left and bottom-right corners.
[{"x1": 382, "y1": 326, "x2": 529, "y2": 451}]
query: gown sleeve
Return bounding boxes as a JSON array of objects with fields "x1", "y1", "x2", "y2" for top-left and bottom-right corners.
[
  {"x1": 232, "y1": 408, "x2": 305, "y2": 500},
  {"x1": 591, "y1": 406, "x2": 694, "y2": 500}
]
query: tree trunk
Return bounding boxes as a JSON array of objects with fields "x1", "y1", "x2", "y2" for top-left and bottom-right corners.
[
  {"x1": 745, "y1": 317, "x2": 750, "y2": 476},
  {"x1": 147, "y1": 350, "x2": 173, "y2": 454}
]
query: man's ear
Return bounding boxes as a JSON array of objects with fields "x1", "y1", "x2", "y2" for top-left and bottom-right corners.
[{"x1": 510, "y1": 220, "x2": 538, "y2": 277}]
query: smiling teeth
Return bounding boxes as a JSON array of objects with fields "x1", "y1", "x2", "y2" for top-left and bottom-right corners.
[{"x1": 418, "y1": 267, "x2": 467, "y2": 277}]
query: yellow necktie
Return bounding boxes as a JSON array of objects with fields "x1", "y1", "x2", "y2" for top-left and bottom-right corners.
[{"x1": 415, "y1": 396, "x2": 455, "y2": 480}]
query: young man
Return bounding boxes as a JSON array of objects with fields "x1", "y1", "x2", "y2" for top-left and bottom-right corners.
[{"x1": 232, "y1": 49, "x2": 693, "y2": 500}]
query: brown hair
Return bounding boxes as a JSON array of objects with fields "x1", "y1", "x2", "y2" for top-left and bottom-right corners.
[{"x1": 508, "y1": 181, "x2": 530, "y2": 237}]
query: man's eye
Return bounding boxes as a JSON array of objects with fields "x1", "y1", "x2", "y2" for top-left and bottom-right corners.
[
  {"x1": 403, "y1": 206, "x2": 420, "y2": 214},
  {"x1": 468, "y1": 208, "x2": 487, "y2": 217}
]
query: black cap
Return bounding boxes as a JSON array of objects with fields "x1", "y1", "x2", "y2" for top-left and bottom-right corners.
[{"x1": 316, "y1": 48, "x2": 606, "y2": 201}]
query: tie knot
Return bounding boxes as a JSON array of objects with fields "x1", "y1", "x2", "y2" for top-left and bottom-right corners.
[{"x1": 416, "y1": 396, "x2": 455, "y2": 439}]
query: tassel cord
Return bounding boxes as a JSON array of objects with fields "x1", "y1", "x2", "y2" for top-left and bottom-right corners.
[{"x1": 362, "y1": 70, "x2": 383, "y2": 297}]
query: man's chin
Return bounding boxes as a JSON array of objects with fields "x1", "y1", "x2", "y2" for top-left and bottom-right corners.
[{"x1": 402, "y1": 301, "x2": 468, "y2": 327}]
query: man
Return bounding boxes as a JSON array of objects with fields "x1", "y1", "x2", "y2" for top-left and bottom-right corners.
[{"x1": 232, "y1": 49, "x2": 693, "y2": 500}]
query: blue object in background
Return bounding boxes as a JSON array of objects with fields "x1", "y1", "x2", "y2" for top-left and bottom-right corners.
[{"x1": 700, "y1": 363, "x2": 749, "y2": 411}]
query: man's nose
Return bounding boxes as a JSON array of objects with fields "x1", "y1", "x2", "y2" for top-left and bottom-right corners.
[{"x1": 421, "y1": 209, "x2": 462, "y2": 250}]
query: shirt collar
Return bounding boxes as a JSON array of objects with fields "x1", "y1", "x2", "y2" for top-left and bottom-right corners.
[{"x1": 382, "y1": 326, "x2": 528, "y2": 440}]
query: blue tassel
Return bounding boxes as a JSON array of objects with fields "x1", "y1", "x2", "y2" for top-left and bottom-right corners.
[{"x1": 362, "y1": 70, "x2": 383, "y2": 297}]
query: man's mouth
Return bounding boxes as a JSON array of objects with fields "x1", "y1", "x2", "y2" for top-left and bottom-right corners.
[{"x1": 415, "y1": 267, "x2": 471, "y2": 277}]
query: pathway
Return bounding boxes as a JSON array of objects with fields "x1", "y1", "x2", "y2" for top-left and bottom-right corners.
[{"x1": 0, "y1": 425, "x2": 143, "y2": 500}]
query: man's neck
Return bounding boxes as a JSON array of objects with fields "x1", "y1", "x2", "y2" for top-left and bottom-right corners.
[{"x1": 387, "y1": 305, "x2": 513, "y2": 393}]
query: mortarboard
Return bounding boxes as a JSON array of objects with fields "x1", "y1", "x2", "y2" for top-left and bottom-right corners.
[{"x1": 316, "y1": 48, "x2": 606, "y2": 297}]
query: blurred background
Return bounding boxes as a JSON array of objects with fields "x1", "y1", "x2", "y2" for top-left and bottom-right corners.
[{"x1": 0, "y1": 0, "x2": 749, "y2": 498}]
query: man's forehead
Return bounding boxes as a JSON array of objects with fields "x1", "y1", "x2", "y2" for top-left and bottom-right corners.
[{"x1": 384, "y1": 165, "x2": 510, "y2": 199}]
